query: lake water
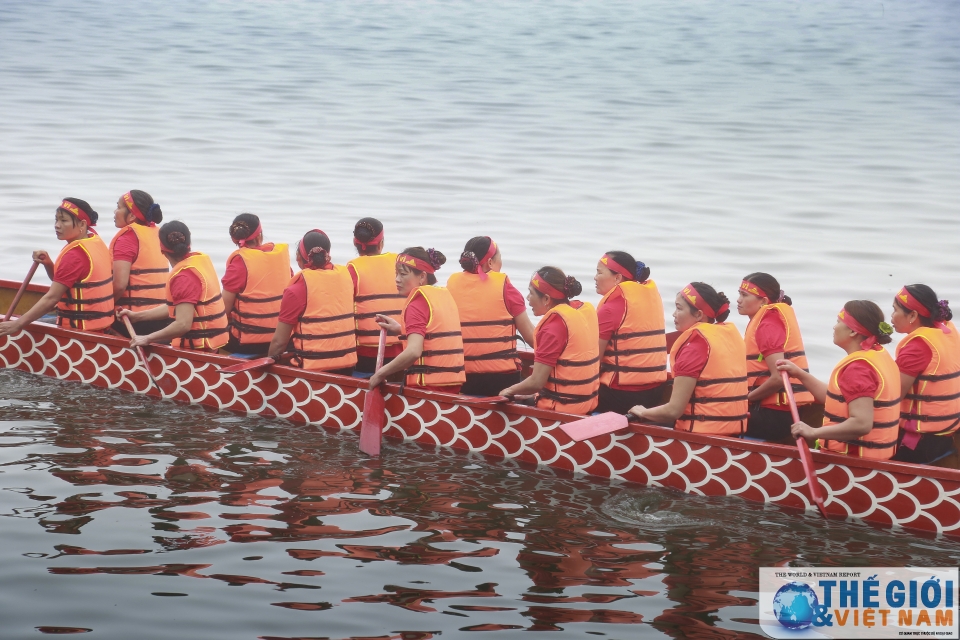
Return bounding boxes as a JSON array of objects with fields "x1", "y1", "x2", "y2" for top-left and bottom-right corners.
[{"x1": 1, "y1": 1, "x2": 959, "y2": 637}]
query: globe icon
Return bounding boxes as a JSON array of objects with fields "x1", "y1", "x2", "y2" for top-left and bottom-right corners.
[{"x1": 773, "y1": 582, "x2": 819, "y2": 630}]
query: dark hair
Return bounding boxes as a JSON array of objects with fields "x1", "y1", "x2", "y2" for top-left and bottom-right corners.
[
  {"x1": 897, "y1": 284, "x2": 953, "y2": 327},
  {"x1": 399, "y1": 246, "x2": 446, "y2": 285},
  {"x1": 354, "y1": 217, "x2": 384, "y2": 255},
  {"x1": 229, "y1": 213, "x2": 261, "y2": 245},
  {"x1": 535, "y1": 266, "x2": 582, "y2": 302},
  {"x1": 843, "y1": 300, "x2": 892, "y2": 345},
  {"x1": 302, "y1": 230, "x2": 332, "y2": 269},
  {"x1": 58, "y1": 197, "x2": 99, "y2": 226},
  {"x1": 158, "y1": 221, "x2": 191, "y2": 258},
  {"x1": 743, "y1": 272, "x2": 791, "y2": 305},
  {"x1": 605, "y1": 250, "x2": 650, "y2": 283},
  {"x1": 129, "y1": 190, "x2": 163, "y2": 225},
  {"x1": 460, "y1": 236, "x2": 495, "y2": 273},
  {"x1": 688, "y1": 282, "x2": 731, "y2": 323}
]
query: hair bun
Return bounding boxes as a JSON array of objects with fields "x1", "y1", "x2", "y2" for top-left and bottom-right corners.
[
  {"x1": 427, "y1": 248, "x2": 446, "y2": 270},
  {"x1": 459, "y1": 251, "x2": 480, "y2": 273},
  {"x1": 937, "y1": 299, "x2": 953, "y2": 322},
  {"x1": 563, "y1": 276, "x2": 582, "y2": 298},
  {"x1": 147, "y1": 203, "x2": 161, "y2": 223},
  {"x1": 230, "y1": 221, "x2": 250, "y2": 236},
  {"x1": 168, "y1": 231, "x2": 186, "y2": 245},
  {"x1": 635, "y1": 261, "x2": 650, "y2": 283}
]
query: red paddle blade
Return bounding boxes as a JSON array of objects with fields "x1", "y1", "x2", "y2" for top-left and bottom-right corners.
[
  {"x1": 220, "y1": 357, "x2": 276, "y2": 374},
  {"x1": 359, "y1": 387, "x2": 385, "y2": 457},
  {"x1": 455, "y1": 395, "x2": 509, "y2": 406},
  {"x1": 560, "y1": 412, "x2": 630, "y2": 442},
  {"x1": 796, "y1": 438, "x2": 828, "y2": 517}
]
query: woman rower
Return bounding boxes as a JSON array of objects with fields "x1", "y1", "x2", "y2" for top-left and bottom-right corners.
[
  {"x1": 890, "y1": 285, "x2": 959, "y2": 464},
  {"x1": 267, "y1": 230, "x2": 356, "y2": 375},
  {"x1": 346, "y1": 218, "x2": 405, "y2": 376},
  {"x1": 776, "y1": 301, "x2": 900, "y2": 460},
  {"x1": 109, "y1": 190, "x2": 169, "y2": 337},
  {"x1": 447, "y1": 236, "x2": 535, "y2": 396},
  {"x1": 737, "y1": 272, "x2": 814, "y2": 443},
  {"x1": 594, "y1": 251, "x2": 667, "y2": 413},
  {"x1": 499, "y1": 267, "x2": 599, "y2": 415},
  {"x1": 0, "y1": 198, "x2": 114, "y2": 337},
  {"x1": 120, "y1": 222, "x2": 229, "y2": 352},
  {"x1": 368, "y1": 248, "x2": 465, "y2": 393},
  {"x1": 221, "y1": 213, "x2": 291, "y2": 355},
  {"x1": 628, "y1": 283, "x2": 748, "y2": 436}
]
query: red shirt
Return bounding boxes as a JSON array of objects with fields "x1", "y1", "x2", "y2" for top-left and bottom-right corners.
[
  {"x1": 837, "y1": 359, "x2": 880, "y2": 402},
  {"x1": 221, "y1": 243, "x2": 284, "y2": 294},
  {"x1": 896, "y1": 339, "x2": 933, "y2": 378},
  {"x1": 672, "y1": 331, "x2": 710, "y2": 378},
  {"x1": 169, "y1": 269, "x2": 203, "y2": 306},
  {"x1": 502, "y1": 277, "x2": 526, "y2": 317},
  {"x1": 597, "y1": 294, "x2": 625, "y2": 341},
  {"x1": 53, "y1": 246, "x2": 92, "y2": 288},
  {"x1": 534, "y1": 313, "x2": 568, "y2": 368},
  {"x1": 110, "y1": 229, "x2": 140, "y2": 263},
  {"x1": 755, "y1": 310, "x2": 788, "y2": 356},
  {"x1": 402, "y1": 292, "x2": 431, "y2": 337}
]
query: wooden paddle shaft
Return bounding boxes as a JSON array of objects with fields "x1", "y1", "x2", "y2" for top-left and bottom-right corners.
[
  {"x1": 3, "y1": 262, "x2": 40, "y2": 321},
  {"x1": 780, "y1": 370, "x2": 801, "y2": 424},
  {"x1": 375, "y1": 328, "x2": 386, "y2": 372}
]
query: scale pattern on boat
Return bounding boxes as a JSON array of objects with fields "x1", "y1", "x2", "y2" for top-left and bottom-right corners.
[{"x1": 1, "y1": 324, "x2": 959, "y2": 537}]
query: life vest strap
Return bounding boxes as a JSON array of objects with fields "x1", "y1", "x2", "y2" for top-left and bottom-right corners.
[
  {"x1": 463, "y1": 349, "x2": 518, "y2": 362},
  {"x1": 900, "y1": 411, "x2": 960, "y2": 423},
  {"x1": 461, "y1": 319, "x2": 514, "y2": 327},
  {"x1": 236, "y1": 293, "x2": 284, "y2": 304},
  {"x1": 556, "y1": 355, "x2": 600, "y2": 367},
  {"x1": 680, "y1": 412, "x2": 749, "y2": 422},
  {"x1": 230, "y1": 321, "x2": 279, "y2": 335},
  {"x1": 355, "y1": 309, "x2": 402, "y2": 320},
  {"x1": 548, "y1": 372, "x2": 601, "y2": 386},
  {"x1": 357, "y1": 328, "x2": 388, "y2": 337},
  {"x1": 182, "y1": 326, "x2": 230, "y2": 340},
  {"x1": 63, "y1": 293, "x2": 114, "y2": 305},
  {"x1": 293, "y1": 329, "x2": 356, "y2": 341},
  {"x1": 421, "y1": 348, "x2": 464, "y2": 357},
  {"x1": 57, "y1": 308, "x2": 115, "y2": 321},
  {"x1": 299, "y1": 312, "x2": 355, "y2": 324},
  {"x1": 905, "y1": 390, "x2": 960, "y2": 402},
  {"x1": 355, "y1": 292, "x2": 405, "y2": 303},
  {"x1": 615, "y1": 328, "x2": 665, "y2": 339},
  {"x1": 463, "y1": 335, "x2": 516, "y2": 344},
  {"x1": 539, "y1": 388, "x2": 600, "y2": 404},
  {"x1": 127, "y1": 282, "x2": 166, "y2": 291},
  {"x1": 75, "y1": 276, "x2": 113, "y2": 289},
  {"x1": 130, "y1": 267, "x2": 169, "y2": 276},
  {"x1": 194, "y1": 310, "x2": 226, "y2": 323},
  {"x1": 232, "y1": 309, "x2": 281, "y2": 320},
  {"x1": 691, "y1": 394, "x2": 749, "y2": 404},
  {"x1": 117, "y1": 296, "x2": 166, "y2": 307},
  {"x1": 831, "y1": 438, "x2": 896, "y2": 450},
  {"x1": 424, "y1": 331, "x2": 461, "y2": 340},
  {"x1": 824, "y1": 410, "x2": 899, "y2": 430},
  {"x1": 407, "y1": 364, "x2": 465, "y2": 375},
  {"x1": 600, "y1": 363, "x2": 667, "y2": 373},
  {"x1": 695, "y1": 376, "x2": 748, "y2": 387},
  {"x1": 292, "y1": 346, "x2": 357, "y2": 360},
  {"x1": 609, "y1": 346, "x2": 667, "y2": 356},
  {"x1": 745, "y1": 350, "x2": 806, "y2": 361},
  {"x1": 918, "y1": 369, "x2": 960, "y2": 382}
]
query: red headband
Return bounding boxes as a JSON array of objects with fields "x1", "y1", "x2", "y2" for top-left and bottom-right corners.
[
  {"x1": 397, "y1": 253, "x2": 435, "y2": 274},
  {"x1": 681, "y1": 284, "x2": 727, "y2": 320},
  {"x1": 237, "y1": 222, "x2": 262, "y2": 248},
  {"x1": 601, "y1": 254, "x2": 634, "y2": 281},
  {"x1": 121, "y1": 192, "x2": 152, "y2": 227},
  {"x1": 739, "y1": 280, "x2": 765, "y2": 299},
  {"x1": 477, "y1": 238, "x2": 498, "y2": 281},
  {"x1": 353, "y1": 228, "x2": 384, "y2": 250},
  {"x1": 896, "y1": 287, "x2": 951, "y2": 334},
  {"x1": 59, "y1": 200, "x2": 94, "y2": 229},
  {"x1": 298, "y1": 229, "x2": 328, "y2": 263},
  {"x1": 531, "y1": 273, "x2": 565, "y2": 300},
  {"x1": 838, "y1": 309, "x2": 881, "y2": 350}
]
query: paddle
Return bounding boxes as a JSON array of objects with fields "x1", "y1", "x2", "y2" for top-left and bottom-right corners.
[
  {"x1": 3, "y1": 262, "x2": 40, "y2": 322},
  {"x1": 560, "y1": 412, "x2": 636, "y2": 442},
  {"x1": 359, "y1": 328, "x2": 387, "y2": 457},
  {"x1": 220, "y1": 357, "x2": 276, "y2": 374},
  {"x1": 782, "y1": 369, "x2": 828, "y2": 517},
  {"x1": 121, "y1": 315, "x2": 163, "y2": 395}
]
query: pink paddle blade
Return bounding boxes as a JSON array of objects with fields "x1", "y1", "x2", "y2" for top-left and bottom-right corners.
[
  {"x1": 560, "y1": 412, "x2": 630, "y2": 442},
  {"x1": 220, "y1": 357, "x2": 276, "y2": 374},
  {"x1": 359, "y1": 386, "x2": 385, "y2": 457}
]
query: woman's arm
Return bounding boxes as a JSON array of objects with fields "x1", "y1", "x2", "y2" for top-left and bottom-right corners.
[
  {"x1": 899, "y1": 372, "x2": 917, "y2": 402},
  {"x1": 120, "y1": 304, "x2": 169, "y2": 324},
  {"x1": 368, "y1": 333, "x2": 423, "y2": 388},
  {"x1": 130, "y1": 303, "x2": 194, "y2": 347},
  {"x1": 514, "y1": 312, "x2": 535, "y2": 347},
  {"x1": 500, "y1": 362, "x2": 551, "y2": 398},
  {"x1": 776, "y1": 359, "x2": 827, "y2": 404},
  {"x1": 112, "y1": 260, "x2": 132, "y2": 300},
  {"x1": 267, "y1": 322, "x2": 294, "y2": 359},
  {"x1": 222, "y1": 289, "x2": 237, "y2": 316},
  {"x1": 0, "y1": 282, "x2": 68, "y2": 336},
  {"x1": 32, "y1": 250, "x2": 55, "y2": 281},
  {"x1": 628, "y1": 376, "x2": 696, "y2": 423},
  {"x1": 747, "y1": 351, "x2": 785, "y2": 403},
  {"x1": 791, "y1": 396, "x2": 873, "y2": 441}
]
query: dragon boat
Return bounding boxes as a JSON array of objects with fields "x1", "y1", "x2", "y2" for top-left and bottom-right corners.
[{"x1": 2, "y1": 278, "x2": 959, "y2": 538}]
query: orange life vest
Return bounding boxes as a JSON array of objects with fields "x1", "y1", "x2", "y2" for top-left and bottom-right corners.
[
  {"x1": 289, "y1": 265, "x2": 357, "y2": 371},
  {"x1": 743, "y1": 303, "x2": 815, "y2": 409},
  {"x1": 669, "y1": 322, "x2": 749, "y2": 436},
  {"x1": 598, "y1": 280, "x2": 668, "y2": 387},
  {"x1": 821, "y1": 348, "x2": 900, "y2": 459},
  {"x1": 447, "y1": 270, "x2": 519, "y2": 374},
  {"x1": 347, "y1": 253, "x2": 404, "y2": 350},
  {"x1": 536, "y1": 303, "x2": 600, "y2": 415},
  {"x1": 226, "y1": 243, "x2": 291, "y2": 345},
  {"x1": 109, "y1": 223, "x2": 168, "y2": 314},
  {"x1": 401, "y1": 286, "x2": 466, "y2": 387},
  {"x1": 897, "y1": 323, "x2": 960, "y2": 436},
  {"x1": 165, "y1": 252, "x2": 229, "y2": 351},
  {"x1": 54, "y1": 233, "x2": 115, "y2": 332}
]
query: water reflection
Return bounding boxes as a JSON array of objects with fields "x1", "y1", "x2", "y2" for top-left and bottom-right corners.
[{"x1": 1, "y1": 369, "x2": 959, "y2": 638}]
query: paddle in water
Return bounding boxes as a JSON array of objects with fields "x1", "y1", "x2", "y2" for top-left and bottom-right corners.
[
  {"x1": 560, "y1": 412, "x2": 637, "y2": 442},
  {"x1": 782, "y1": 369, "x2": 828, "y2": 517},
  {"x1": 3, "y1": 262, "x2": 40, "y2": 322},
  {"x1": 121, "y1": 315, "x2": 163, "y2": 395},
  {"x1": 359, "y1": 328, "x2": 387, "y2": 456}
]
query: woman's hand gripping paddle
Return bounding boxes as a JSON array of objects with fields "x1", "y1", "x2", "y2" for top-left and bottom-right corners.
[
  {"x1": 560, "y1": 412, "x2": 634, "y2": 442},
  {"x1": 782, "y1": 369, "x2": 828, "y2": 517},
  {"x1": 3, "y1": 262, "x2": 39, "y2": 322},
  {"x1": 122, "y1": 315, "x2": 163, "y2": 395},
  {"x1": 359, "y1": 328, "x2": 387, "y2": 457}
]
